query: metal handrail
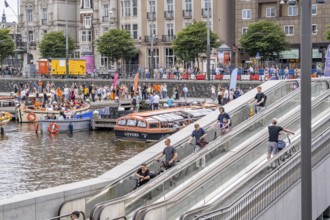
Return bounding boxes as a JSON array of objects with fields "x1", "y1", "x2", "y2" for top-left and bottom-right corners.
[
  {"x1": 48, "y1": 211, "x2": 86, "y2": 220},
  {"x1": 131, "y1": 89, "x2": 330, "y2": 220},
  {"x1": 195, "y1": 118, "x2": 330, "y2": 220},
  {"x1": 91, "y1": 81, "x2": 303, "y2": 219},
  {"x1": 57, "y1": 81, "x2": 293, "y2": 217}
]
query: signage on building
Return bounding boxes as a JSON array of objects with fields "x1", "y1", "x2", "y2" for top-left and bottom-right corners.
[
  {"x1": 279, "y1": 49, "x2": 299, "y2": 59},
  {"x1": 324, "y1": 45, "x2": 330, "y2": 77},
  {"x1": 81, "y1": 55, "x2": 94, "y2": 74}
]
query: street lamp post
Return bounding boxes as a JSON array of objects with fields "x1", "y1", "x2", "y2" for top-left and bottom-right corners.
[
  {"x1": 150, "y1": 1, "x2": 155, "y2": 79},
  {"x1": 206, "y1": 1, "x2": 211, "y2": 81},
  {"x1": 280, "y1": 0, "x2": 312, "y2": 218},
  {"x1": 300, "y1": 1, "x2": 312, "y2": 220},
  {"x1": 65, "y1": 0, "x2": 69, "y2": 77}
]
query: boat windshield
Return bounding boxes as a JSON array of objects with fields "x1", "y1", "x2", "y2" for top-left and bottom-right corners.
[
  {"x1": 149, "y1": 123, "x2": 159, "y2": 128},
  {"x1": 117, "y1": 119, "x2": 126, "y2": 126},
  {"x1": 126, "y1": 119, "x2": 137, "y2": 126},
  {"x1": 137, "y1": 121, "x2": 147, "y2": 128}
]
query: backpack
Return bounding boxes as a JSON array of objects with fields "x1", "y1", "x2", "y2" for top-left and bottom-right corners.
[{"x1": 131, "y1": 98, "x2": 137, "y2": 105}]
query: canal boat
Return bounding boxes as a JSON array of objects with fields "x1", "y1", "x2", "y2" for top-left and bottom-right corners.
[
  {"x1": 17, "y1": 103, "x2": 90, "y2": 123},
  {"x1": 38, "y1": 117, "x2": 91, "y2": 134},
  {"x1": 114, "y1": 107, "x2": 214, "y2": 142},
  {"x1": 0, "y1": 112, "x2": 13, "y2": 128}
]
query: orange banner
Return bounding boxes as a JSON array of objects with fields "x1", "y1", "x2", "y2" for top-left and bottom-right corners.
[{"x1": 134, "y1": 72, "x2": 139, "y2": 94}]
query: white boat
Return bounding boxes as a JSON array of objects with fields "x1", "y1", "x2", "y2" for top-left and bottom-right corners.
[
  {"x1": 17, "y1": 104, "x2": 90, "y2": 123},
  {"x1": 0, "y1": 112, "x2": 13, "y2": 128},
  {"x1": 38, "y1": 118, "x2": 91, "y2": 134}
]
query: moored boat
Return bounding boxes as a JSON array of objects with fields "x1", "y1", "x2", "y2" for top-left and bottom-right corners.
[
  {"x1": 38, "y1": 118, "x2": 91, "y2": 134},
  {"x1": 114, "y1": 107, "x2": 214, "y2": 142},
  {"x1": 0, "y1": 112, "x2": 13, "y2": 128},
  {"x1": 17, "y1": 104, "x2": 90, "y2": 123}
]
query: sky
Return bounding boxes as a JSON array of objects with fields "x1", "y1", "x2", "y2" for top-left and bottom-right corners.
[{"x1": 1, "y1": 0, "x2": 18, "y2": 22}]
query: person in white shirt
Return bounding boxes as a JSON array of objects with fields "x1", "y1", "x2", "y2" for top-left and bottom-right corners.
[
  {"x1": 63, "y1": 85, "x2": 69, "y2": 100},
  {"x1": 183, "y1": 85, "x2": 189, "y2": 100},
  {"x1": 153, "y1": 92, "x2": 160, "y2": 110},
  {"x1": 223, "y1": 88, "x2": 229, "y2": 104}
]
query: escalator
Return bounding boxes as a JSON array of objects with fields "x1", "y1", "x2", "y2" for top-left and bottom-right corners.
[
  {"x1": 128, "y1": 86, "x2": 330, "y2": 220},
  {"x1": 90, "y1": 80, "x2": 329, "y2": 220}
]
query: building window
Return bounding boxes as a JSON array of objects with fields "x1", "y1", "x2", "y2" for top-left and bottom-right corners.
[
  {"x1": 103, "y1": 27, "x2": 109, "y2": 34},
  {"x1": 312, "y1": 24, "x2": 317, "y2": 35},
  {"x1": 133, "y1": 0, "x2": 138, "y2": 16},
  {"x1": 150, "y1": 0, "x2": 156, "y2": 14},
  {"x1": 149, "y1": 24, "x2": 156, "y2": 36},
  {"x1": 165, "y1": 48, "x2": 175, "y2": 67},
  {"x1": 242, "y1": 9, "x2": 251, "y2": 19},
  {"x1": 185, "y1": 0, "x2": 192, "y2": 11},
  {"x1": 101, "y1": 55, "x2": 111, "y2": 68},
  {"x1": 42, "y1": 8, "x2": 48, "y2": 20},
  {"x1": 124, "y1": 24, "x2": 131, "y2": 32},
  {"x1": 312, "y1": 4, "x2": 317, "y2": 15},
  {"x1": 184, "y1": 21, "x2": 192, "y2": 27},
  {"x1": 242, "y1": 27, "x2": 248, "y2": 34},
  {"x1": 84, "y1": 0, "x2": 91, "y2": 8},
  {"x1": 288, "y1": 6, "x2": 298, "y2": 16},
  {"x1": 124, "y1": 0, "x2": 131, "y2": 16},
  {"x1": 27, "y1": 9, "x2": 33, "y2": 23},
  {"x1": 284, "y1": 25, "x2": 294, "y2": 36},
  {"x1": 266, "y1": 7, "x2": 275, "y2": 17},
  {"x1": 28, "y1": 31, "x2": 34, "y2": 41},
  {"x1": 103, "y1": 4, "x2": 109, "y2": 18},
  {"x1": 166, "y1": 0, "x2": 173, "y2": 12},
  {"x1": 133, "y1": 24, "x2": 138, "y2": 39},
  {"x1": 166, "y1": 23, "x2": 174, "y2": 36},
  {"x1": 81, "y1": 30, "x2": 92, "y2": 42},
  {"x1": 83, "y1": 16, "x2": 92, "y2": 27},
  {"x1": 148, "y1": 48, "x2": 159, "y2": 68}
]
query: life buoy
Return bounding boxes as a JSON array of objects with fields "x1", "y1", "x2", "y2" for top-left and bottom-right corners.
[
  {"x1": 27, "y1": 112, "x2": 37, "y2": 122},
  {"x1": 48, "y1": 123, "x2": 59, "y2": 134}
]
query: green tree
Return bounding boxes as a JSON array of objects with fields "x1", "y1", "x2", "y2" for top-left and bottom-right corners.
[
  {"x1": 96, "y1": 29, "x2": 138, "y2": 63},
  {"x1": 173, "y1": 21, "x2": 221, "y2": 63},
  {"x1": 325, "y1": 25, "x2": 330, "y2": 41},
  {"x1": 39, "y1": 31, "x2": 75, "y2": 59},
  {"x1": 239, "y1": 20, "x2": 289, "y2": 60},
  {"x1": 0, "y1": 29, "x2": 14, "y2": 66}
]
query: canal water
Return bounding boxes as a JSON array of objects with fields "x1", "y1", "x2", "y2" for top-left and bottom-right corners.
[{"x1": 0, "y1": 122, "x2": 150, "y2": 200}]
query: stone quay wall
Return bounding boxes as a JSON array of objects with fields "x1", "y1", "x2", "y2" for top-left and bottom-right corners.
[{"x1": 0, "y1": 78, "x2": 261, "y2": 98}]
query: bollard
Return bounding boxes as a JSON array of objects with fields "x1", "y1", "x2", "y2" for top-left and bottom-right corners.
[{"x1": 69, "y1": 123, "x2": 73, "y2": 133}]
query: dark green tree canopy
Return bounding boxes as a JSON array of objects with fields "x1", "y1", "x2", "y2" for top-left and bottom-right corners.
[
  {"x1": 239, "y1": 20, "x2": 289, "y2": 60},
  {"x1": 325, "y1": 25, "x2": 330, "y2": 41},
  {"x1": 0, "y1": 29, "x2": 14, "y2": 65},
  {"x1": 96, "y1": 29, "x2": 138, "y2": 62},
  {"x1": 39, "y1": 31, "x2": 75, "y2": 59},
  {"x1": 173, "y1": 21, "x2": 221, "y2": 63}
]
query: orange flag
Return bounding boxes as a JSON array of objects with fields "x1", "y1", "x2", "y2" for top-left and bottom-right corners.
[{"x1": 134, "y1": 72, "x2": 139, "y2": 94}]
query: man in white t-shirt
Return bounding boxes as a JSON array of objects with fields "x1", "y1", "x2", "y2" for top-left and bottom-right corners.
[
  {"x1": 63, "y1": 85, "x2": 69, "y2": 100},
  {"x1": 153, "y1": 92, "x2": 160, "y2": 110}
]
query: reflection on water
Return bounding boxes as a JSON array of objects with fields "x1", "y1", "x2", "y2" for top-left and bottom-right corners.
[{"x1": 0, "y1": 122, "x2": 150, "y2": 200}]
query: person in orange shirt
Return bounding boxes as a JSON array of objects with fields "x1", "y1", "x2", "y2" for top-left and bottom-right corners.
[
  {"x1": 34, "y1": 99, "x2": 41, "y2": 109},
  {"x1": 56, "y1": 87, "x2": 63, "y2": 103}
]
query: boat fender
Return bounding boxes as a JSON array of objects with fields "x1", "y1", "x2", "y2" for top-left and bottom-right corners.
[
  {"x1": 48, "y1": 123, "x2": 59, "y2": 134},
  {"x1": 69, "y1": 123, "x2": 73, "y2": 133},
  {"x1": 27, "y1": 112, "x2": 37, "y2": 122}
]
